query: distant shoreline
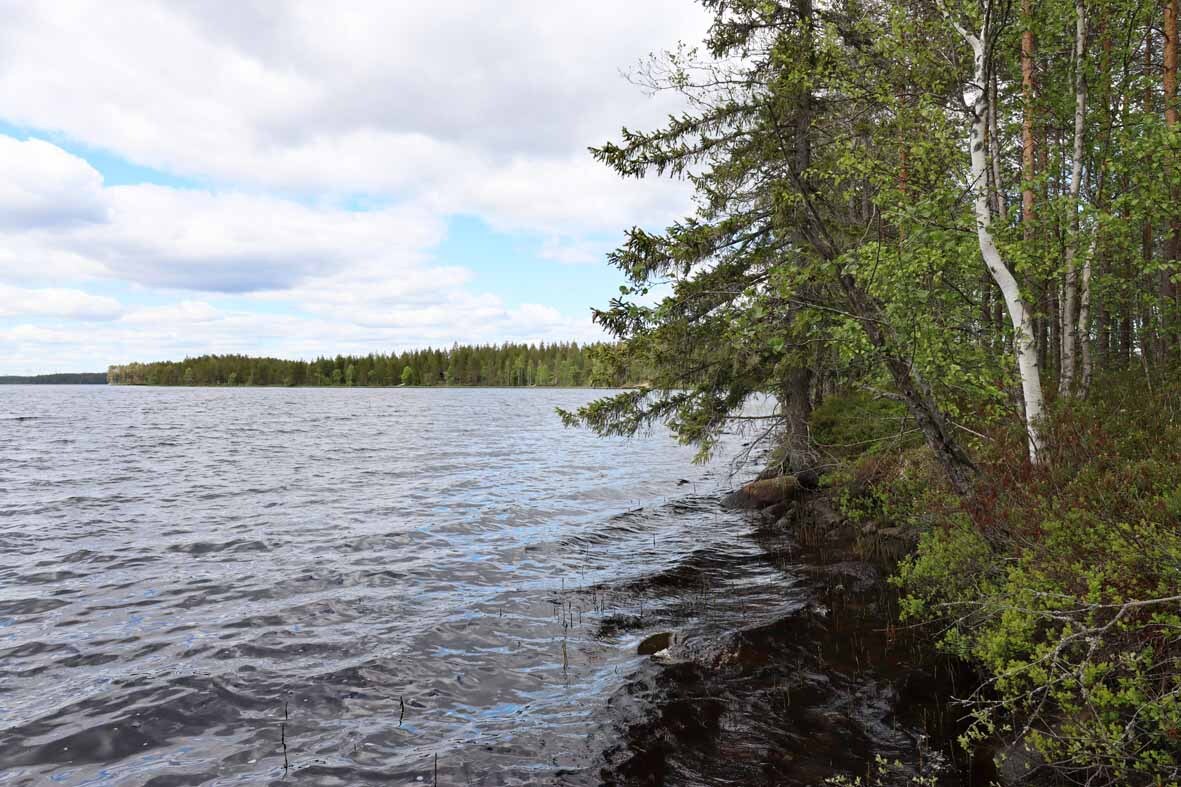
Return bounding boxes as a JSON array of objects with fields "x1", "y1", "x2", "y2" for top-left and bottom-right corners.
[
  {"x1": 0, "y1": 374, "x2": 107, "y2": 385},
  {"x1": 104, "y1": 383, "x2": 639, "y2": 390},
  {"x1": 106, "y1": 346, "x2": 644, "y2": 388}
]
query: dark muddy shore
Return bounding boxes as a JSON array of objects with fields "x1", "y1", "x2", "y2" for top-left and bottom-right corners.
[{"x1": 592, "y1": 490, "x2": 1000, "y2": 786}]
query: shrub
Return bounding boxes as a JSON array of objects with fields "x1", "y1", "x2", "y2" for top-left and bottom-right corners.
[{"x1": 891, "y1": 369, "x2": 1181, "y2": 785}]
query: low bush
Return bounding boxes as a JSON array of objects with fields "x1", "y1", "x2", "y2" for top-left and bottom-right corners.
[{"x1": 820, "y1": 371, "x2": 1181, "y2": 784}]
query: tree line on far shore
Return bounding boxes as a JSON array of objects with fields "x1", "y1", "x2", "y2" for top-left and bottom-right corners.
[
  {"x1": 0, "y1": 373, "x2": 107, "y2": 384},
  {"x1": 107, "y1": 342, "x2": 643, "y2": 388}
]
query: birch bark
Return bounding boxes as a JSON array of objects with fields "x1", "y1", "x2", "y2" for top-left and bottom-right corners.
[
  {"x1": 1060, "y1": 0, "x2": 1088, "y2": 396},
  {"x1": 942, "y1": 2, "x2": 1048, "y2": 463}
]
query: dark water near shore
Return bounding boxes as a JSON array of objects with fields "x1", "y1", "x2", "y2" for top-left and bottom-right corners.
[{"x1": 0, "y1": 386, "x2": 971, "y2": 786}]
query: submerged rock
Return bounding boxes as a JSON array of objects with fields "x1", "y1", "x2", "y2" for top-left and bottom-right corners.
[
  {"x1": 801, "y1": 561, "x2": 881, "y2": 593},
  {"x1": 637, "y1": 631, "x2": 675, "y2": 656}
]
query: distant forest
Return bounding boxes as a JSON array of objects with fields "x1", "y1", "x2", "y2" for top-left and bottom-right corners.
[
  {"x1": 107, "y1": 343, "x2": 642, "y2": 387},
  {"x1": 0, "y1": 373, "x2": 108, "y2": 385}
]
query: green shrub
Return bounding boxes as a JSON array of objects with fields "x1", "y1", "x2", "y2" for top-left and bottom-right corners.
[{"x1": 890, "y1": 369, "x2": 1181, "y2": 785}]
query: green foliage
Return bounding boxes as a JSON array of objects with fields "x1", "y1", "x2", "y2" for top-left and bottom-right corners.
[
  {"x1": 106, "y1": 343, "x2": 638, "y2": 388},
  {"x1": 895, "y1": 370, "x2": 1181, "y2": 784},
  {"x1": 822, "y1": 754, "x2": 946, "y2": 786},
  {"x1": 0, "y1": 373, "x2": 107, "y2": 384},
  {"x1": 810, "y1": 392, "x2": 911, "y2": 453}
]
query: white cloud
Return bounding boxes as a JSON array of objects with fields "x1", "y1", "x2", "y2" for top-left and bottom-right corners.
[
  {"x1": 0, "y1": 139, "x2": 452, "y2": 294},
  {"x1": 0, "y1": 1, "x2": 705, "y2": 234},
  {"x1": 538, "y1": 236, "x2": 611, "y2": 266},
  {"x1": 0, "y1": 136, "x2": 107, "y2": 229},
  {"x1": 0, "y1": 284, "x2": 122, "y2": 321},
  {"x1": 73, "y1": 185, "x2": 447, "y2": 293},
  {"x1": 118, "y1": 300, "x2": 220, "y2": 325},
  {"x1": 0, "y1": 1, "x2": 707, "y2": 373}
]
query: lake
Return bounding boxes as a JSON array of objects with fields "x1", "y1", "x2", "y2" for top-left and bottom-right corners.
[
  {"x1": 0, "y1": 386, "x2": 749, "y2": 784},
  {"x1": 0, "y1": 386, "x2": 968, "y2": 786}
]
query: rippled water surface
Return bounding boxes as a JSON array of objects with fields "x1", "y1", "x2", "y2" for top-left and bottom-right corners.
[
  {"x1": 1, "y1": 386, "x2": 770, "y2": 785},
  {"x1": 2, "y1": 386, "x2": 978, "y2": 787}
]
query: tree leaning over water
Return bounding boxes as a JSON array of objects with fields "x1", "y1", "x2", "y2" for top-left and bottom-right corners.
[{"x1": 564, "y1": 0, "x2": 1181, "y2": 481}]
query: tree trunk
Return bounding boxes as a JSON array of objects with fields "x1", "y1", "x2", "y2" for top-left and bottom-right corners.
[
  {"x1": 1060, "y1": 0, "x2": 1088, "y2": 396},
  {"x1": 780, "y1": 365, "x2": 818, "y2": 474},
  {"x1": 839, "y1": 274, "x2": 979, "y2": 494},
  {"x1": 988, "y1": 74, "x2": 1006, "y2": 221},
  {"x1": 1144, "y1": 35, "x2": 1159, "y2": 362},
  {"x1": 958, "y1": 20, "x2": 1048, "y2": 464},
  {"x1": 1165, "y1": 0, "x2": 1179, "y2": 354},
  {"x1": 1021, "y1": 0, "x2": 1037, "y2": 236},
  {"x1": 1078, "y1": 234, "x2": 1096, "y2": 394}
]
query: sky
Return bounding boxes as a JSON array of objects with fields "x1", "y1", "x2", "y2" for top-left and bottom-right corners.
[{"x1": 0, "y1": 1, "x2": 709, "y2": 375}]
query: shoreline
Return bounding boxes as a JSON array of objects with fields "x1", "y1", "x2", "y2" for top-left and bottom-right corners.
[{"x1": 597, "y1": 467, "x2": 1001, "y2": 785}]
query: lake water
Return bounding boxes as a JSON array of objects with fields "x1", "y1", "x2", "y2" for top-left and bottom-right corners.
[
  {"x1": 0, "y1": 386, "x2": 968, "y2": 786},
  {"x1": 0, "y1": 387, "x2": 743, "y2": 784}
]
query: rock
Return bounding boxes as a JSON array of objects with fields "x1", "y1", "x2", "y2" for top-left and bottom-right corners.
[
  {"x1": 759, "y1": 465, "x2": 822, "y2": 487},
  {"x1": 861, "y1": 521, "x2": 879, "y2": 535},
  {"x1": 800, "y1": 497, "x2": 843, "y2": 530},
  {"x1": 637, "y1": 631, "x2": 675, "y2": 656},
  {"x1": 720, "y1": 476, "x2": 802, "y2": 510},
  {"x1": 795, "y1": 468, "x2": 822, "y2": 490},
  {"x1": 995, "y1": 739, "x2": 1047, "y2": 785},
  {"x1": 762, "y1": 501, "x2": 791, "y2": 521},
  {"x1": 803, "y1": 561, "x2": 881, "y2": 592}
]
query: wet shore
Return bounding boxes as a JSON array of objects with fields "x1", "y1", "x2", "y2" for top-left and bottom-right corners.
[{"x1": 592, "y1": 491, "x2": 999, "y2": 786}]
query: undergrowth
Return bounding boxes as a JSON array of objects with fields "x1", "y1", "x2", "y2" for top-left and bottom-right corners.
[{"x1": 820, "y1": 370, "x2": 1181, "y2": 785}]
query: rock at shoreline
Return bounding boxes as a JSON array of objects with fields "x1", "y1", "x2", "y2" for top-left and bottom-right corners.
[
  {"x1": 758, "y1": 465, "x2": 822, "y2": 488},
  {"x1": 801, "y1": 561, "x2": 881, "y2": 593},
  {"x1": 721, "y1": 475, "x2": 802, "y2": 510},
  {"x1": 637, "y1": 631, "x2": 675, "y2": 656}
]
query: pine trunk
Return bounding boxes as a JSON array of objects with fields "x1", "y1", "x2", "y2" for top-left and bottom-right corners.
[{"x1": 1165, "y1": 0, "x2": 1179, "y2": 354}]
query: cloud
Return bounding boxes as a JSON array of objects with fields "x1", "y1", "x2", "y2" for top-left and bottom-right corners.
[
  {"x1": 0, "y1": 285, "x2": 122, "y2": 321},
  {"x1": 0, "y1": 136, "x2": 107, "y2": 229},
  {"x1": 73, "y1": 185, "x2": 447, "y2": 293},
  {"x1": 0, "y1": 2, "x2": 705, "y2": 233},
  {"x1": 0, "y1": 2, "x2": 707, "y2": 373},
  {"x1": 538, "y1": 236, "x2": 612, "y2": 266},
  {"x1": 0, "y1": 138, "x2": 450, "y2": 294}
]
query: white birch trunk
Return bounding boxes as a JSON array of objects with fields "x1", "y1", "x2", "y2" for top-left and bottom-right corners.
[
  {"x1": 1078, "y1": 234, "x2": 1096, "y2": 395},
  {"x1": 1059, "y1": 0, "x2": 1088, "y2": 396},
  {"x1": 988, "y1": 75, "x2": 1007, "y2": 221},
  {"x1": 955, "y1": 19, "x2": 1048, "y2": 464}
]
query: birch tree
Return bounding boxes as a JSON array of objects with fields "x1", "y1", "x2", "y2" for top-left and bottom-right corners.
[
  {"x1": 1060, "y1": 0, "x2": 1090, "y2": 396},
  {"x1": 939, "y1": 0, "x2": 1049, "y2": 463}
]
